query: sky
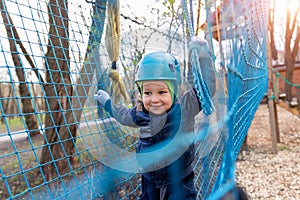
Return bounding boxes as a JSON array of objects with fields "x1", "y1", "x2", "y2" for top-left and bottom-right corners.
[{"x1": 121, "y1": 0, "x2": 160, "y2": 18}]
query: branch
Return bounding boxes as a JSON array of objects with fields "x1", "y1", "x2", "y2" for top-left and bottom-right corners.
[
  {"x1": 291, "y1": 4, "x2": 300, "y2": 59},
  {"x1": 0, "y1": 1, "x2": 45, "y2": 84},
  {"x1": 285, "y1": 6, "x2": 292, "y2": 52},
  {"x1": 121, "y1": 13, "x2": 170, "y2": 37},
  {"x1": 292, "y1": 26, "x2": 300, "y2": 59},
  {"x1": 290, "y1": 7, "x2": 300, "y2": 33}
]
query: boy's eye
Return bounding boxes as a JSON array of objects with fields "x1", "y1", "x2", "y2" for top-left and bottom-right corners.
[
  {"x1": 144, "y1": 92, "x2": 151, "y2": 95},
  {"x1": 159, "y1": 90, "x2": 169, "y2": 94}
]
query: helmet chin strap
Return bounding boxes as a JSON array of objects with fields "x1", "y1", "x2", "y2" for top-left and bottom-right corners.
[{"x1": 136, "y1": 81, "x2": 144, "y2": 97}]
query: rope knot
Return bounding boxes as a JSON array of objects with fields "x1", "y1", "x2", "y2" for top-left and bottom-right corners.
[
  {"x1": 108, "y1": 70, "x2": 130, "y2": 105},
  {"x1": 109, "y1": 70, "x2": 120, "y2": 81}
]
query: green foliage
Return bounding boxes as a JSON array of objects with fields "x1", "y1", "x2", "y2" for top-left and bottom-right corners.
[
  {"x1": 162, "y1": 0, "x2": 177, "y2": 17},
  {"x1": 278, "y1": 144, "x2": 290, "y2": 151},
  {"x1": 0, "y1": 114, "x2": 45, "y2": 133}
]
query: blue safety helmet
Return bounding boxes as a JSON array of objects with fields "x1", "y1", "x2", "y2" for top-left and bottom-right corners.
[{"x1": 135, "y1": 51, "x2": 181, "y2": 84}]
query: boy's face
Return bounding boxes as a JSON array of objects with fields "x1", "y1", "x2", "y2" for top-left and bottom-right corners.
[{"x1": 142, "y1": 81, "x2": 172, "y2": 115}]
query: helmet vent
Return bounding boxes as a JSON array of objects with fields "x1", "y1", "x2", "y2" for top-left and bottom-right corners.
[{"x1": 169, "y1": 63, "x2": 175, "y2": 72}]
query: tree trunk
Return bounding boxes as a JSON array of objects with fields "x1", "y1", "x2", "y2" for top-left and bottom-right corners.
[
  {"x1": 0, "y1": 85, "x2": 4, "y2": 123},
  {"x1": 39, "y1": 0, "x2": 76, "y2": 181},
  {"x1": 268, "y1": 0, "x2": 278, "y2": 60},
  {"x1": 6, "y1": 85, "x2": 14, "y2": 116},
  {"x1": 0, "y1": 0, "x2": 40, "y2": 137},
  {"x1": 0, "y1": 85, "x2": 5, "y2": 123},
  {"x1": 297, "y1": 87, "x2": 300, "y2": 112},
  {"x1": 284, "y1": 3, "x2": 300, "y2": 102},
  {"x1": 284, "y1": 3, "x2": 293, "y2": 102},
  {"x1": 284, "y1": 57, "x2": 295, "y2": 101}
]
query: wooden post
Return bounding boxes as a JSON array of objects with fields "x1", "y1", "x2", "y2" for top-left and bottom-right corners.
[
  {"x1": 270, "y1": 67, "x2": 280, "y2": 142},
  {"x1": 297, "y1": 87, "x2": 300, "y2": 115},
  {"x1": 267, "y1": 37, "x2": 279, "y2": 153},
  {"x1": 267, "y1": 91, "x2": 278, "y2": 154},
  {"x1": 273, "y1": 101, "x2": 280, "y2": 143}
]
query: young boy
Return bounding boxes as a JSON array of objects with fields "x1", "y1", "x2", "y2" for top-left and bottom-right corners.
[{"x1": 96, "y1": 46, "x2": 215, "y2": 199}]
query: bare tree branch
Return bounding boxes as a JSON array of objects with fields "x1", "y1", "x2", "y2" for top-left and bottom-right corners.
[{"x1": 0, "y1": 2, "x2": 45, "y2": 84}]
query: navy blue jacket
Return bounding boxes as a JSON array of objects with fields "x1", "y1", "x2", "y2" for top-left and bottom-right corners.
[{"x1": 104, "y1": 89, "x2": 201, "y2": 187}]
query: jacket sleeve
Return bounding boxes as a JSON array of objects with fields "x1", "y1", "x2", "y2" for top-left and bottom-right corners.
[
  {"x1": 189, "y1": 36, "x2": 216, "y2": 97},
  {"x1": 111, "y1": 104, "x2": 139, "y2": 128},
  {"x1": 200, "y1": 56, "x2": 216, "y2": 97},
  {"x1": 102, "y1": 99, "x2": 138, "y2": 127},
  {"x1": 180, "y1": 89, "x2": 201, "y2": 118},
  {"x1": 103, "y1": 99, "x2": 113, "y2": 116}
]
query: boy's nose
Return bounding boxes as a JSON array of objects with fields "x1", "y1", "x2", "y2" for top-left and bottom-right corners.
[{"x1": 150, "y1": 95, "x2": 159, "y2": 102}]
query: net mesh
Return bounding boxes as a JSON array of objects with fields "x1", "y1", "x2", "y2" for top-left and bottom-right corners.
[{"x1": 0, "y1": 0, "x2": 268, "y2": 199}]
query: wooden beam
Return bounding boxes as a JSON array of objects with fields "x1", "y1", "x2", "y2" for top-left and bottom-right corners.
[{"x1": 267, "y1": 36, "x2": 279, "y2": 153}]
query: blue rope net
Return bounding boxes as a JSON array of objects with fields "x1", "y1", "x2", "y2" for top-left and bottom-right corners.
[{"x1": 0, "y1": 0, "x2": 268, "y2": 199}]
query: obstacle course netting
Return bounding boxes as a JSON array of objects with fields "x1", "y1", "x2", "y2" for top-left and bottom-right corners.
[{"x1": 0, "y1": 0, "x2": 268, "y2": 199}]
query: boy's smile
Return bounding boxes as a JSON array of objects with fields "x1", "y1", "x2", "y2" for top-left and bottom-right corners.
[{"x1": 142, "y1": 81, "x2": 172, "y2": 115}]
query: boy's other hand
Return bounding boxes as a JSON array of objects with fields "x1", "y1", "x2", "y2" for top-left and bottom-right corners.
[{"x1": 94, "y1": 90, "x2": 110, "y2": 105}]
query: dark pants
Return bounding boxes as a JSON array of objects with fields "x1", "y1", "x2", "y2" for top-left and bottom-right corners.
[{"x1": 138, "y1": 172, "x2": 197, "y2": 200}]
